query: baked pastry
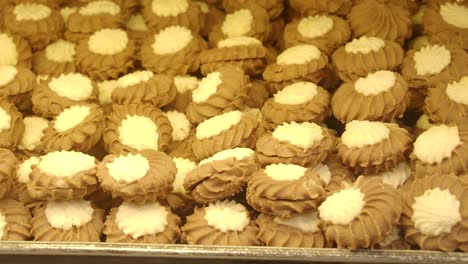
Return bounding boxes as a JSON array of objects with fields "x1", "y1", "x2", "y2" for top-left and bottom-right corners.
[
  {"x1": 2, "y1": 3, "x2": 64, "y2": 50},
  {"x1": 103, "y1": 104, "x2": 173, "y2": 154},
  {"x1": 337, "y1": 120, "x2": 413, "y2": 175},
  {"x1": 245, "y1": 79, "x2": 269, "y2": 109},
  {"x1": 0, "y1": 199, "x2": 31, "y2": 241},
  {"x1": 184, "y1": 148, "x2": 258, "y2": 204},
  {"x1": 367, "y1": 161, "x2": 411, "y2": 189},
  {"x1": 289, "y1": 0, "x2": 352, "y2": 16},
  {"x1": 208, "y1": 3, "x2": 270, "y2": 46},
  {"x1": 17, "y1": 116, "x2": 49, "y2": 155},
  {"x1": 12, "y1": 156, "x2": 45, "y2": 212},
  {"x1": 424, "y1": 2, "x2": 468, "y2": 51},
  {"x1": 222, "y1": 0, "x2": 284, "y2": 20},
  {"x1": 347, "y1": 0, "x2": 412, "y2": 45},
  {"x1": 31, "y1": 199, "x2": 104, "y2": 241},
  {"x1": 411, "y1": 124, "x2": 468, "y2": 178},
  {"x1": 374, "y1": 227, "x2": 411, "y2": 250},
  {"x1": 165, "y1": 75, "x2": 199, "y2": 113},
  {"x1": 181, "y1": 200, "x2": 261, "y2": 245},
  {"x1": 283, "y1": 14, "x2": 351, "y2": 55},
  {"x1": 0, "y1": 99, "x2": 24, "y2": 150},
  {"x1": 255, "y1": 122, "x2": 336, "y2": 167},
  {"x1": 200, "y1": 36, "x2": 267, "y2": 76},
  {"x1": 196, "y1": 1, "x2": 225, "y2": 37},
  {"x1": 257, "y1": 211, "x2": 325, "y2": 248},
  {"x1": 27, "y1": 150, "x2": 98, "y2": 200},
  {"x1": 0, "y1": 65, "x2": 36, "y2": 111},
  {"x1": 32, "y1": 73, "x2": 98, "y2": 117},
  {"x1": 41, "y1": 104, "x2": 104, "y2": 152},
  {"x1": 164, "y1": 111, "x2": 195, "y2": 160},
  {"x1": 247, "y1": 163, "x2": 326, "y2": 218},
  {"x1": 407, "y1": 35, "x2": 433, "y2": 50},
  {"x1": 32, "y1": 39, "x2": 77, "y2": 77},
  {"x1": 332, "y1": 36, "x2": 404, "y2": 82},
  {"x1": 141, "y1": 0, "x2": 204, "y2": 33},
  {"x1": 0, "y1": 32, "x2": 32, "y2": 69},
  {"x1": 76, "y1": 28, "x2": 136, "y2": 81},
  {"x1": 97, "y1": 79, "x2": 118, "y2": 114},
  {"x1": 414, "y1": 114, "x2": 438, "y2": 136},
  {"x1": 261, "y1": 82, "x2": 330, "y2": 129},
  {"x1": 97, "y1": 150, "x2": 177, "y2": 203},
  {"x1": 65, "y1": 0, "x2": 126, "y2": 43},
  {"x1": 400, "y1": 174, "x2": 468, "y2": 251},
  {"x1": 0, "y1": 149, "x2": 16, "y2": 199},
  {"x1": 186, "y1": 66, "x2": 248, "y2": 124},
  {"x1": 104, "y1": 201, "x2": 181, "y2": 243},
  {"x1": 111, "y1": 71, "x2": 176, "y2": 108},
  {"x1": 140, "y1": 26, "x2": 206, "y2": 75},
  {"x1": 311, "y1": 155, "x2": 356, "y2": 194},
  {"x1": 125, "y1": 14, "x2": 152, "y2": 46},
  {"x1": 191, "y1": 110, "x2": 258, "y2": 160},
  {"x1": 332, "y1": 71, "x2": 410, "y2": 123},
  {"x1": 424, "y1": 76, "x2": 468, "y2": 125},
  {"x1": 319, "y1": 176, "x2": 402, "y2": 249},
  {"x1": 263, "y1": 45, "x2": 329, "y2": 93},
  {"x1": 166, "y1": 157, "x2": 197, "y2": 216}
]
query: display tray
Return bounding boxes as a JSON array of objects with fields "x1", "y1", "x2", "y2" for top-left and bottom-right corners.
[{"x1": 0, "y1": 242, "x2": 466, "y2": 264}]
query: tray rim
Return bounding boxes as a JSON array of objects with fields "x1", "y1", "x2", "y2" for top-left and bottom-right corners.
[{"x1": 0, "y1": 242, "x2": 466, "y2": 263}]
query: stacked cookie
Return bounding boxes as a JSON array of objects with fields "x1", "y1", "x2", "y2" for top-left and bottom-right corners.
[{"x1": 0, "y1": 0, "x2": 466, "y2": 252}]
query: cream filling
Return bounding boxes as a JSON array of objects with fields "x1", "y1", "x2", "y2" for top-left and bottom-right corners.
[
  {"x1": 195, "y1": 110, "x2": 242, "y2": 140},
  {"x1": 312, "y1": 164, "x2": 331, "y2": 185},
  {"x1": 354, "y1": 71, "x2": 396, "y2": 96},
  {"x1": 172, "y1": 157, "x2": 197, "y2": 194},
  {"x1": 298, "y1": 15, "x2": 333, "y2": 38},
  {"x1": 174, "y1": 75, "x2": 199, "y2": 93},
  {"x1": 274, "y1": 211, "x2": 321, "y2": 233},
  {"x1": 117, "y1": 71, "x2": 154, "y2": 88},
  {"x1": 416, "y1": 114, "x2": 436, "y2": 131},
  {"x1": 413, "y1": 125, "x2": 461, "y2": 164},
  {"x1": 37, "y1": 151, "x2": 96, "y2": 178},
  {"x1": 151, "y1": 0, "x2": 189, "y2": 17},
  {"x1": 126, "y1": 14, "x2": 149, "y2": 32},
  {"x1": 272, "y1": 122, "x2": 324, "y2": 149},
  {"x1": 0, "y1": 34, "x2": 18, "y2": 66},
  {"x1": 0, "y1": 213, "x2": 6, "y2": 240},
  {"x1": 0, "y1": 107, "x2": 11, "y2": 134},
  {"x1": 369, "y1": 162, "x2": 410, "y2": 189},
  {"x1": 217, "y1": 36, "x2": 261, "y2": 48},
  {"x1": 0, "y1": 65, "x2": 18, "y2": 87},
  {"x1": 60, "y1": 7, "x2": 77, "y2": 22},
  {"x1": 264, "y1": 163, "x2": 307, "y2": 181},
  {"x1": 446, "y1": 76, "x2": 468, "y2": 105},
  {"x1": 54, "y1": 105, "x2": 91, "y2": 132},
  {"x1": 118, "y1": 115, "x2": 159, "y2": 151},
  {"x1": 195, "y1": 1, "x2": 209, "y2": 14},
  {"x1": 116, "y1": 202, "x2": 169, "y2": 239},
  {"x1": 273, "y1": 82, "x2": 318, "y2": 105},
  {"x1": 341, "y1": 120, "x2": 390, "y2": 148},
  {"x1": 79, "y1": 1, "x2": 120, "y2": 16},
  {"x1": 199, "y1": 147, "x2": 254, "y2": 165},
  {"x1": 48, "y1": 73, "x2": 94, "y2": 101},
  {"x1": 45, "y1": 200, "x2": 94, "y2": 230},
  {"x1": 222, "y1": 9, "x2": 253, "y2": 38},
  {"x1": 412, "y1": 188, "x2": 462, "y2": 236},
  {"x1": 152, "y1": 26, "x2": 193, "y2": 55},
  {"x1": 440, "y1": 3, "x2": 468, "y2": 29},
  {"x1": 97, "y1": 80, "x2": 119, "y2": 105},
  {"x1": 45, "y1": 40, "x2": 76, "y2": 63},
  {"x1": 318, "y1": 187, "x2": 365, "y2": 225},
  {"x1": 164, "y1": 111, "x2": 191, "y2": 141},
  {"x1": 204, "y1": 200, "x2": 250, "y2": 232},
  {"x1": 106, "y1": 154, "x2": 150, "y2": 183},
  {"x1": 14, "y1": 3, "x2": 51, "y2": 21},
  {"x1": 17, "y1": 156, "x2": 40, "y2": 183},
  {"x1": 414, "y1": 45, "x2": 451, "y2": 76},
  {"x1": 192, "y1": 71, "x2": 222, "y2": 103},
  {"x1": 345, "y1": 36, "x2": 385, "y2": 54},
  {"x1": 18, "y1": 117, "x2": 49, "y2": 151},
  {"x1": 88, "y1": 29, "x2": 128, "y2": 55},
  {"x1": 277, "y1": 45, "x2": 321, "y2": 65}
]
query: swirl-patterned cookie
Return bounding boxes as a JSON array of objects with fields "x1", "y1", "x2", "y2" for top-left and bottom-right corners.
[
  {"x1": 0, "y1": 199, "x2": 31, "y2": 241},
  {"x1": 0, "y1": 99, "x2": 24, "y2": 150},
  {"x1": 32, "y1": 39, "x2": 77, "y2": 77},
  {"x1": 0, "y1": 32, "x2": 32, "y2": 69}
]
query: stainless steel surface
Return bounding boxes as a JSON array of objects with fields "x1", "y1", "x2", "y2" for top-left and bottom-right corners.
[{"x1": 0, "y1": 242, "x2": 466, "y2": 264}]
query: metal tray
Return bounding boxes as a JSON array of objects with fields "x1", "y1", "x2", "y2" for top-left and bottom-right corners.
[{"x1": 0, "y1": 242, "x2": 466, "y2": 264}]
